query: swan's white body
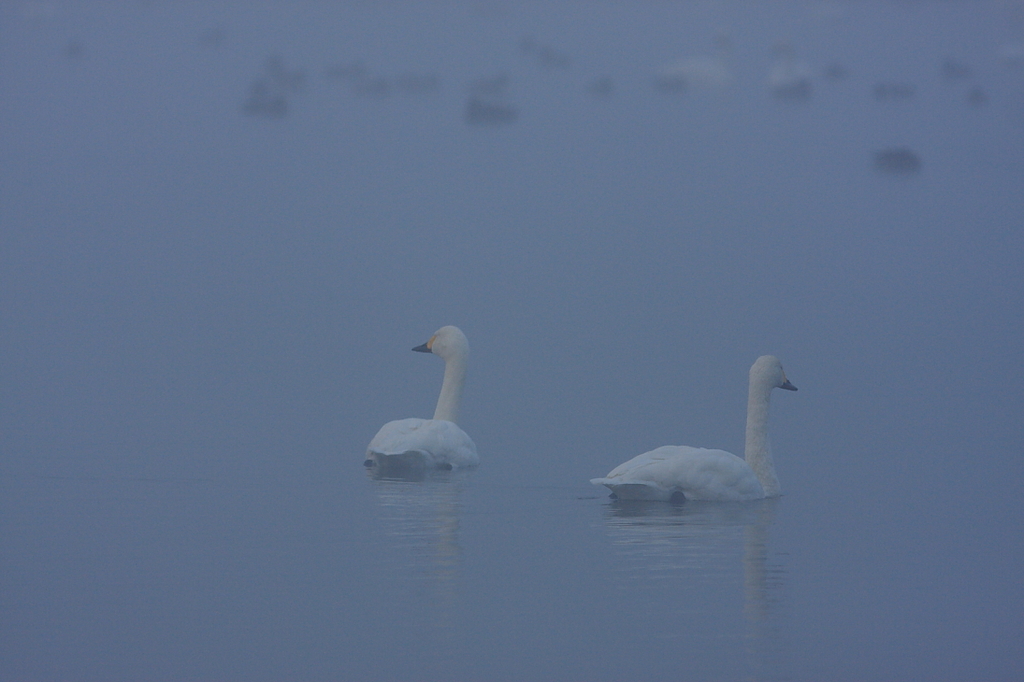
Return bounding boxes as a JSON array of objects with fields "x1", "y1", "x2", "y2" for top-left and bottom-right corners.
[
  {"x1": 591, "y1": 355, "x2": 796, "y2": 502},
  {"x1": 593, "y1": 446, "x2": 765, "y2": 502},
  {"x1": 658, "y1": 35, "x2": 734, "y2": 91},
  {"x1": 367, "y1": 417, "x2": 477, "y2": 470},
  {"x1": 366, "y1": 326, "x2": 479, "y2": 472}
]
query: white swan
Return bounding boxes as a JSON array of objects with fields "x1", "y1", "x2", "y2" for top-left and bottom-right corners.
[
  {"x1": 655, "y1": 34, "x2": 734, "y2": 93},
  {"x1": 365, "y1": 326, "x2": 479, "y2": 472},
  {"x1": 767, "y1": 41, "x2": 813, "y2": 100},
  {"x1": 591, "y1": 356, "x2": 797, "y2": 502}
]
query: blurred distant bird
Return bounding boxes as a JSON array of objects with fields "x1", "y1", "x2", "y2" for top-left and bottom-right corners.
[
  {"x1": 520, "y1": 36, "x2": 572, "y2": 69},
  {"x1": 767, "y1": 40, "x2": 813, "y2": 100},
  {"x1": 874, "y1": 147, "x2": 921, "y2": 174},
  {"x1": 242, "y1": 55, "x2": 304, "y2": 118},
  {"x1": 465, "y1": 73, "x2": 517, "y2": 125},
  {"x1": 586, "y1": 75, "x2": 615, "y2": 98},
  {"x1": 62, "y1": 39, "x2": 84, "y2": 60},
  {"x1": 873, "y1": 82, "x2": 916, "y2": 101},
  {"x1": 464, "y1": 96, "x2": 518, "y2": 125},
  {"x1": 941, "y1": 57, "x2": 973, "y2": 81},
  {"x1": 655, "y1": 34, "x2": 733, "y2": 93},
  {"x1": 967, "y1": 87, "x2": 988, "y2": 106},
  {"x1": 823, "y1": 62, "x2": 849, "y2": 80},
  {"x1": 197, "y1": 25, "x2": 226, "y2": 48}
]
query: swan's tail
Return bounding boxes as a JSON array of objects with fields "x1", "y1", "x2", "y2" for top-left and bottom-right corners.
[
  {"x1": 365, "y1": 450, "x2": 431, "y2": 474},
  {"x1": 590, "y1": 478, "x2": 677, "y2": 502}
]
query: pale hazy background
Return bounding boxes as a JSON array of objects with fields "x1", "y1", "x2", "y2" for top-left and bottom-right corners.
[{"x1": 2, "y1": 2, "x2": 1023, "y2": 680}]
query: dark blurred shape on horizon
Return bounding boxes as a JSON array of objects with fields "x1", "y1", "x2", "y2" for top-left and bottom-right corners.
[
  {"x1": 873, "y1": 82, "x2": 916, "y2": 101},
  {"x1": 464, "y1": 96, "x2": 518, "y2": 125},
  {"x1": 242, "y1": 54, "x2": 305, "y2": 118},
  {"x1": 874, "y1": 146, "x2": 922, "y2": 174}
]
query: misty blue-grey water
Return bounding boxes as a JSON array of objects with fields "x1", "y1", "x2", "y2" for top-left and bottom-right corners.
[{"x1": 2, "y1": 2, "x2": 1023, "y2": 680}]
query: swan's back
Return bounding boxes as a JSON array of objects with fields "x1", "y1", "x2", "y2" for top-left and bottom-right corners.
[
  {"x1": 367, "y1": 417, "x2": 479, "y2": 470},
  {"x1": 662, "y1": 57, "x2": 732, "y2": 88},
  {"x1": 591, "y1": 446, "x2": 765, "y2": 502}
]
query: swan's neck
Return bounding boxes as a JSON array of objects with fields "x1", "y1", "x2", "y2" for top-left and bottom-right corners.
[
  {"x1": 744, "y1": 381, "x2": 780, "y2": 497},
  {"x1": 433, "y1": 354, "x2": 466, "y2": 423}
]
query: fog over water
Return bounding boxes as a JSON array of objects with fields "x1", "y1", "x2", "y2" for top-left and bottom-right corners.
[{"x1": 2, "y1": 2, "x2": 1023, "y2": 680}]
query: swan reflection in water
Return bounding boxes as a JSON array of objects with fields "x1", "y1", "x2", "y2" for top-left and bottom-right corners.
[
  {"x1": 366, "y1": 465, "x2": 472, "y2": 639},
  {"x1": 598, "y1": 498, "x2": 786, "y2": 678}
]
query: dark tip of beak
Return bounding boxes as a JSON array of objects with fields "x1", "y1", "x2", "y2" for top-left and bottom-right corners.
[
  {"x1": 411, "y1": 342, "x2": 431, "y2": 353},
  {"x1": 780, "y1": 380, "x2": 798, "y2": 391}
]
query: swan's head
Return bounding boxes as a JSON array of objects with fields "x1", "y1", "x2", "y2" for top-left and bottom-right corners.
[
  {"x1": 412, "y1": 325, "x2": 469, "y2": 361},
  {"x1": 751, "y1": 355, "x2": 797, "y2": 391}
]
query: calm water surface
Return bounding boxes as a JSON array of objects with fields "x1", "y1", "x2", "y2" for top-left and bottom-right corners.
[{"x1": 3, "y1": 460, "x2": 1019, "y2": 681}]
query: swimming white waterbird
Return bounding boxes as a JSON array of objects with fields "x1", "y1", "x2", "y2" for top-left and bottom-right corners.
[
  {"x1": 767, "y1": 41, "x2": 813, "y2": 100},
  {"x1": 591, "y1": 356, "x2": 797, "y2": 501},
  {"x1": 365, "y1": 326, "x2": 479, "y2": 472},
  {"x1": 656, "y1": 34, "x2": 734, "y2": 92}
]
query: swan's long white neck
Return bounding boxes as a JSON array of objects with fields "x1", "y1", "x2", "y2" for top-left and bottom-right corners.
[
  {"x1": 744, "y1": 377, "x2": 780, "y2": 497},
  {"x1": 433, "y1": 353, "x2": 466, "y2": 423}
]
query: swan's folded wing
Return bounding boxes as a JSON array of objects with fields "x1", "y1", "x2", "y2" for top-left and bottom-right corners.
[
  {"x1": 590, "y1": 446, "x2": 699, "y2": 501},
  {"x1": 418, "y1": 420, "x2": 479, "y2": 468},
  {"x1": 592, "y1": 446, "x2": 763, "y2": 501},
  {"x1": 368, "y1": 418, "x2": 430, "y2": 455},
  {"x1": 671, "y1": 448, "x2": 764, "y2": 500},
  {"x1": 368, "y1": 418, "x2": 479, "y2": 469}
]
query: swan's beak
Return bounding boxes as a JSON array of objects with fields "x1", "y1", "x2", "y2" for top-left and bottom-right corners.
[
  {"x1": 780, "y1": 379, "x2": 798, "y2": 391},
  {"x1": 413, "y1": 334, "x2": 437, "y2": 353}
]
